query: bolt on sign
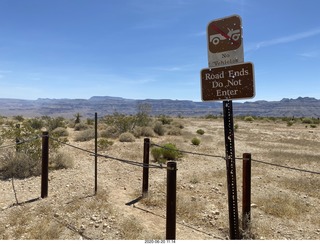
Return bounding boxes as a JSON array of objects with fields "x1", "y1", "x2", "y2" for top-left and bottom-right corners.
[
  {"x1": 207, "y1": 15, "x2": 244, "y2": 68},
  {"x1": 201, "y1": 62, "x2": 255, "y2": 101}
]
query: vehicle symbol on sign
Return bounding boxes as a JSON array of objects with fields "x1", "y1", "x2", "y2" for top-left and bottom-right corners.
[{"x1": 209, "y1": 28, "x2": 241, "y2": 45}]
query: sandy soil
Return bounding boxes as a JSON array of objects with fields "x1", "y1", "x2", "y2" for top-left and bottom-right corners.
[{"x1": 0, "y1": 118, "x2": 319, "y2": 240}]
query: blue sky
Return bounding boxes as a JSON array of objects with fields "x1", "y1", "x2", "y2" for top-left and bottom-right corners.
[{"x1": 0, "y1": 0, "x2": 319, "y2": 102}]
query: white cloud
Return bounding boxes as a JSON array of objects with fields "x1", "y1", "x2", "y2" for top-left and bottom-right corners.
[
  {"x1": 299, "y1": 50, "x2": 319, "y2": 58},
  {"x1": 247, "y1": 28, "x2": 320, "y2": 52}
]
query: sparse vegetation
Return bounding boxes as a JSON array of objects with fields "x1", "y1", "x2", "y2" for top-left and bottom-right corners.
[
  {"x1": 119, "y1": 132, "x2": 135, "y2": 142},
  {"x1": 74, "y1": 129, "x2": 95, "y2": 141},
  {"x1": 196, "y1": 129, "x2": 205, "y2": 135},
  {"x1": 0, "y1": 115, "x2": 319, "y2": 240},
  {"x1": 191, "y1": 137, "x2": 201, "y2": 146}
]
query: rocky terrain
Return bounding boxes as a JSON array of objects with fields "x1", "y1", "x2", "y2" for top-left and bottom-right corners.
[
  {"x1": 0, "y1": 117, "x2": 319, "y2": 240},
  {"x1": 0, "y1": 96, "x2": 319, "y2": 118}
]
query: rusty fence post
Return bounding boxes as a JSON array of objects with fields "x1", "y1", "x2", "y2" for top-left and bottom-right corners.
[
  {"x1": 41, "y1": 131, "x2": 49, "y2": 198},
  {"x1": 142, "y1": 138, "x2": 150, "y2": 197},
  {"x1": 242, "y1": 153, "x2": 252, "y2": 232},
  {"x1": 166, "y1": 161, "x2": 177, "y2": 240}
]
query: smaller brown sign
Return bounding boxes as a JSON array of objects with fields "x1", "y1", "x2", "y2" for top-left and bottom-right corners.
[{"x1": 201, "y1": 62, "x2": 255, "y2": 101}]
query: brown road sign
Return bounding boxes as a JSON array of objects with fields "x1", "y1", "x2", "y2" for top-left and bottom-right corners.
[
  {"x1": 201, "y1": 62, "x2": 255, "y2": 101},
  {"x1": 207, "y1": 15, "x2": 244, "y2": 68}
]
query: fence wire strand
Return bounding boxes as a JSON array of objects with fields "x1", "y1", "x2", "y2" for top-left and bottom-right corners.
[
  {"x1": 150, "y1": 142, "x2": 226, "y2": 160},
  {"x1": 49, "y1": 135, "x2": 165, "y2": 170},
  {"x1": 0, "y1": 134, "x2": 41, "y2": 150},
  {"x1": 251, "y1": 158, "x2": 320, "y2": 175}
]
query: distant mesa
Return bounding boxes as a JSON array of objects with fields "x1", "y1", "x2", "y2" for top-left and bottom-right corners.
[{"x1": 0, "y1": 96, "x2": 319, "y2": 118}]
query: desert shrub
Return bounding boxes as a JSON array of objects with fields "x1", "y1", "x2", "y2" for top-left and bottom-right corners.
[
  {"x1": 157, "y1": 115, "x2": 173, "y2": 125},
  {"x1": 310, "y1": 124, "x2": 317, "y2": 128},
  {"x1": 119, "y1": 132, "x2": 135, "y2": 142},
  {"x1": 74, "y1": 129, "x2": 95, "y2": 142},
  {"x1": 287, "y1": 121, "x2": 294, "y2": 127},
  {"x1": 151, "y1": 143, "x2": 182, "y2": 162},
  {"x1": 50, "y1": 151, "x2": 74, "y2": 169},
  {"x1": 135, "y1": 103, "x2": 152, "y2": 127},
  {"x1": 47, "y1": 117, "x2": 66, "y2": 131},
  {"x1": 191, "y1": 137, "x2": 201, "y2": 146},
  {"x1": 151, "y1": 147, "x2": 162, "y2": 162},
  {"x1": 0, "y1": 121, "x2": 65, "y2": 179},
  {"x1": 104, "y1": 113, "x2": 135, "y2": 134},
  {"x1": 27, "y1": 118, "x2": 45, "y2": 130},
  {"x1": 244, "y1": 116, "x2": 254, "y2": 122},
  {"x1": 161, "y1": 143, "x2": 182, "y2": 160},
  {"x1": 98, "y1": 138, "x2": 113, "y2": 150},
  {"x1": 172, "y1": 121, "x2": 184, "y2": 129},
  {"x1": 302, "y1": 118, "x2": 313, "y2": 124},
  {"x1": 153, "y1": 121, "x2": 165, "y2": 136},
  {"x1": 167, "y1": 127, "x2": 182, "y2": 136},
  {"x1": 133, "y1": 126, "x2": 154, "y2": 138},
  {"x1": 13, "y1": 115, "x2": 24, "y2": 122},
  {"x1": 51, "y1": 127, "x2": 69, "y2": 137},
  {"x1": 196, "y1": 129, "x2": 205, "y2": 135},
  {"x1": 0, "y1": 152, "x2": 41, "y2": 179},
  {"x1": 86, "y1": 118, "x2": 94, "y2": 125},
  {"x1": 100, "y1": 126, "x2": 119, "y2": 138},
  {"x1": 74, "y1": 122, "x2": 89, "y2": 131}
]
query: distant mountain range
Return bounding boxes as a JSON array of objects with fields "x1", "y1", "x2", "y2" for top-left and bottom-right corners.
[{"x1": 0, "y1": 96, "x2": 319, "y2": 118}]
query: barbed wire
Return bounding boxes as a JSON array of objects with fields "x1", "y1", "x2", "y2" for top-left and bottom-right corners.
[
  {"x1": 251, "y1": 158, "x2": 320, "y2": 175},
  {"x1": 150, "y1": 142, "x2": 320, "y2": 175},
  {"x1": 1, "y1": 133, "x2": 318, "y2": 175},
  {"x1": 150, "y1": 142, "x2": 226, "y2": 160},
  {"x1": 0, "y1": 135, "x2": 41, "y2": 150},
  {"x1": 49, "y1": 135, "x2": 166, "y2": 170}
]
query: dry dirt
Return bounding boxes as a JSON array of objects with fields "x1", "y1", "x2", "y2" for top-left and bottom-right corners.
[{"x1": 0, "y1": 117, "x2": 319, "y2": 240}]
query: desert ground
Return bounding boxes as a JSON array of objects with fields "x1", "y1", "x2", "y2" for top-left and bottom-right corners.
[{"x1": 0, "y1": 116, "x2": 319, "y2": 240}]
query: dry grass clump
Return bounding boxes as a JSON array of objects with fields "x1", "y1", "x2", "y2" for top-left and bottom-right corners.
[
  {"x1": 255, "y1": 192, "x2": 307, "y2": 219},
  {"x1": 278, "y1": 176, "x2": 319, "y2": 197},
  {"x1": 50, "y1": 151, "x2": 74, "y2": 169},
  {"x1": 119, "y1": 216, "x2": 145, "y2": 239},
  {"x1": 0, "y1": 151, "x2": 41, "y2": 179},
  {"x1": 119, "y1": 132, "x2": 135, "y2": 142},
  {"x1": 74, "y1": 129, "x2": 95, "y2": 142}
]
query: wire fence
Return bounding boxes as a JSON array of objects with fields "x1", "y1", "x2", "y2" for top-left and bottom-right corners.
[
  {"x1": 1, "y1": 133, "x2": 319, "y2": 174},
  {"x1": 1, "y1": 132, "x2": 319, "y2": 239}
]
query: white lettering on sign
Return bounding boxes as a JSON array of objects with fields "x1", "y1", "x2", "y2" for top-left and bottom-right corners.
[{"x1": 203, "y1": 67, "x2": 250, "y2": 98}]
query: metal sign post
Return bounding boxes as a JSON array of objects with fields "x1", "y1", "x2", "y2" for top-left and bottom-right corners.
[
  {"x1": 202, "y1": 14, "x2": 252, "y2": 240},
  {"x1": 223, "y1": 100, "x2": 239, "y2": 239}
]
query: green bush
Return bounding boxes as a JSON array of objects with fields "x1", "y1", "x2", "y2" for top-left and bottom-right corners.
[
  {"x1": 161, "y1": 143, "x2": 181, "y2": 160},
  {"x1": 151, "y1": 147, "x2": 162, "y2": 162},
  {"x1": 191, "y1": 137, "x2": 201, "y2": 146},
  {"x1": 196, "y1": 129, "x2": 205, "y2": 135},
  {"x1": 98, "y1": 138, "x2": 114, "y2": 150},
  {"x1": 119, "y1": 132, "x2": 135, "y2": 142},
  {"x1": 151, "y1": 143, "x2": 182, "y2": 162}
]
